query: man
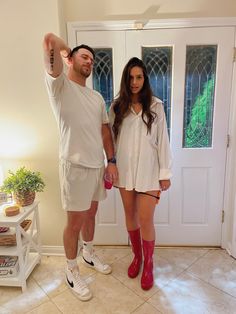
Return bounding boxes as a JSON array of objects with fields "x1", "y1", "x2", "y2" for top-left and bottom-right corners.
[{"x1": 43, "y1": 33, "x2": 118, "y2": 301}]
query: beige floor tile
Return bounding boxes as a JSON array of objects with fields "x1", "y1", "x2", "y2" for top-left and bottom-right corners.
[
  {"x1": 0, "y1": 306, "x2": 13, "y2": 314},
  {"x1": 52, "y1": 290, "x2": 108, "y2": 314},
  {"x1": 92, "y1": 246, "x2": 131, "y2": 264},
  {"x1": 132, "y1": 302, "x2": 162, "y2": 313},
  {"x1": 112, "y1": 251, "x2": 185, "y2": 300},
  {"x1": 110, "y1": 253, "x2": 131, "y2": 283},
  {"x1": 148, "y1": 272, "x2": 236, "y2": 314},
  {"x1": 157, "y1": 247, "x2": 209, "y2": 269},
  {"x1": 26, "y1": 301, "x2": 61, "y2": 314},
  {"x1": 1, "y1": 247, "x2": 236, "y2": 314},
  {"x1": 0, "y1": 278, "x2": 49, "y2": 313},
  {"x1": 53, "y1": 273, "x2": 143, "y2": 314},
  {"x1": 78, "y1": 247, "x2": 130, "y2": 277},
  {"x1": 0, "y1": 285, "x2": 24, "y2": 306},
  {"x1": 32, "y1": 252, "x2": 115, "y2": 298},
  {"x1": 187, "y1": 249, "x2": 236, "y2": 298},
  {"x1": 90, "y1": 273, "x2": 144, "y2": 313},
  {"x1": 152, "y1": 253, "x2": 186, "y2": 288},
  {"x1": 31, "y1": 255, "x2": 68, "y2": 298}
]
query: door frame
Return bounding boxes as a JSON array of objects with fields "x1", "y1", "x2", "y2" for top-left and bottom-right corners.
[
  {"x1": 67, "y1": 17, "x2": 236, "y2": 253},
  {"x1": 223, "y1": 31, "x2": 236, "y2": 257}
]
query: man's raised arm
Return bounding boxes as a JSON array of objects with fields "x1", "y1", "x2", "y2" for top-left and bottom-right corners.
[{"x1": 43, "y1": 33, "x2": 71, "y2": 77}]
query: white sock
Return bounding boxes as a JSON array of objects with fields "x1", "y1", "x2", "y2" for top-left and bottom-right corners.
[
  {"x1": 78, "y1": 240, "x2": 83, "y2": 256},
  {"x1": 67, "y1": 258, "x2": 78, "y2": 270},
  {"x1": 83, "y1": 241, "x2": 93, "y2": 253}
]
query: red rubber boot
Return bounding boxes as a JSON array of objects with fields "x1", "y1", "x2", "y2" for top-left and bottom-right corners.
[
  {"x1": 141, "y1": 239, "x2": 155, "y2": 290},
  {"x1": 128, "y1": 229, "x2": 142, "y2": 278}
]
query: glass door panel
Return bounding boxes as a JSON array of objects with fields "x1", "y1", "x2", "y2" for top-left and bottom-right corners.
[
  {"x1": 142, "y1": 46, "x2": 172, "y2": 134},
  {"x1": 183, "y1": 45, "x2": 217, "y2": 148},
  {"x1": 93, "y1": 48, "x2": 113, "y2": 112}
]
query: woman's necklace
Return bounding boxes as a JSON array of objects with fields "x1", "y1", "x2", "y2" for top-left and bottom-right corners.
[{"x1": 131, "y1": 102, "x2": 142, "y2": 115}]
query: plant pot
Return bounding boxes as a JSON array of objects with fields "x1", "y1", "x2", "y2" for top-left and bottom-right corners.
[{"x1": 13, "y1": 191, "x2": 35, "y2": 207}]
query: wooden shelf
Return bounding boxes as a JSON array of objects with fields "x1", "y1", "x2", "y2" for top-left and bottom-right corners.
[{"x1": 0, "y1": 202, "x2": 41, "y2": 291}]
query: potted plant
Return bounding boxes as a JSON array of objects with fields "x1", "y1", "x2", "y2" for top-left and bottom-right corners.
[{"x1": 0, "y1": 167, "x2": 45, "y2": 206}]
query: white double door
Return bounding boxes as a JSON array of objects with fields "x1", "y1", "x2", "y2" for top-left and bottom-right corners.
[{"x1": 73, "y1": 26, "x2": 234, "y2": 245}]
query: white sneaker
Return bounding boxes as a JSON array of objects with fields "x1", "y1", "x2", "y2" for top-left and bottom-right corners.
[
  {"x1": 65, "y1": 266, "x2": 92, "y2": 301},
  {"x1": 82, "y1": 250, "x2": 112, "y2": 275}
]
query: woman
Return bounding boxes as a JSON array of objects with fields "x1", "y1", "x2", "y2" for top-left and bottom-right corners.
[{"x1": 109, "y1": 57, "x2": 172, "y2": 290}]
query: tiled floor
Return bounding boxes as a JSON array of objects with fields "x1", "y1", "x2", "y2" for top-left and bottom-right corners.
[{"x1": 0, "y1": 247, "x2": 236, "y2": 313}]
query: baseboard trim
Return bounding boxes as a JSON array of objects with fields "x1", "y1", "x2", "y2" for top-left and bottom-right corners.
[
  {"x1": 41, "y1": 246, "x2": 65, "y2": 256},
  {"x1": 225, "y1": 241, "x2": 236, "y2": 259},
  {"x1": 41, "y1": 244, "x2": 224, "y2": 256}
]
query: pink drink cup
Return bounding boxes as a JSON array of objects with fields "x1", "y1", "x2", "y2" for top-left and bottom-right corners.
[{"x1": 104, "y1": 175, "x2": 113, "y2": 189}]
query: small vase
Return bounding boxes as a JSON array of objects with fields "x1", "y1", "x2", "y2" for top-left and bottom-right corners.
[{"x1": 13, "y1": 191, "x2": 35, "y2": 207}]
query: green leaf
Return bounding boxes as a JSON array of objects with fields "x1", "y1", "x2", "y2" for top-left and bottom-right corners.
[{"x1": 0, "y1": 167, "x2": 45, "y2": 194}]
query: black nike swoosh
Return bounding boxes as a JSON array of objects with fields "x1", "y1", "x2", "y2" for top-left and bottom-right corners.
[
  {"x1": 67, "y1": 276, "x2": 74, "y2": 288},
  {"x1": 83, "y1": 257, "x2": 94, "y2": 266}
]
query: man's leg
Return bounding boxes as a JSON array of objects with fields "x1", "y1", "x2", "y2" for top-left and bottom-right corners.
[
  {"x1": 64, "y1": 211, "x2": 87, "y2": 258},
  {"x1": 64, "y1": 210, "x2": 92, "y2": 301},
  {"x1": 81, "y1": 201, "x2": 112, "y2": 274},
  {"x1": 81, "y1": 201, "x2": 98, "y2": 242}
]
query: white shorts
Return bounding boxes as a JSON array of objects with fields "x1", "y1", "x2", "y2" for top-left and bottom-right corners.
[{"x1": 59, "y1": 160, "x2": 107, "y2": 211}]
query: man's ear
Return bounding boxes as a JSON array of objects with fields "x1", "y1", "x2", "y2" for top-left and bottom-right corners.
[{"x1": 64, "y1": 56, "x2": 72, "y2": 67}]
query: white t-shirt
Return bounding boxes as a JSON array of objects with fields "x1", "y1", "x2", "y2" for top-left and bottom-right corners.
[
  {"x1": 45, "y1": 72, "x2": 109, "y2": 167},
  {"x1": 109, "y1": 97, "x2": 172, "y2": 192}
]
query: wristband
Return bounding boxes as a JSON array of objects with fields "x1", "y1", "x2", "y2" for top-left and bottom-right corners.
[{"x1": 107, "y1": 157, "x2": 116, "y2": 164}]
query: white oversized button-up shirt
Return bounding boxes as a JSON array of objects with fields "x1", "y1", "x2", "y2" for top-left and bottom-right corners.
[{"x1": 110, "y1": 97, "x2": 172, "y2": 192}]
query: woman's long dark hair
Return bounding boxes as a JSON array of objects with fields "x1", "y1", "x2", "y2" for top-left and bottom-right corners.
[{"x1": 112, "y1": 57, "x2": 156, "y2": 140}]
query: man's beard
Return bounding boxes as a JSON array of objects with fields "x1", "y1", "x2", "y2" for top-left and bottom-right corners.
[
  {"x1": 74, "y1": 64, "x2": 91, "y2": 78},
  {"x1": 81, "y1": 69, "x2": 91, "y2": 78}
]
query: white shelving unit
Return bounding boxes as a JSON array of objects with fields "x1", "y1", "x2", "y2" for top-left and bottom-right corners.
[{"x1": 0, "y1": 201, "x2": 41, "y2": 291}]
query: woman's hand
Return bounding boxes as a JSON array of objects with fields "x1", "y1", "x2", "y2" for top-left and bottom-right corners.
[{"x1": 159, "y1": 179, "x2": 171, "y2": 191}]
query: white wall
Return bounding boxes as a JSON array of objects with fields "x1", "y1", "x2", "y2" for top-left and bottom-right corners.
[
  {"x1": 64, "y1": 0, "x2": 236, "y2": 21},
  {"x1": 0, "y1": 0, "x2": 66, "y2": 246}
]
